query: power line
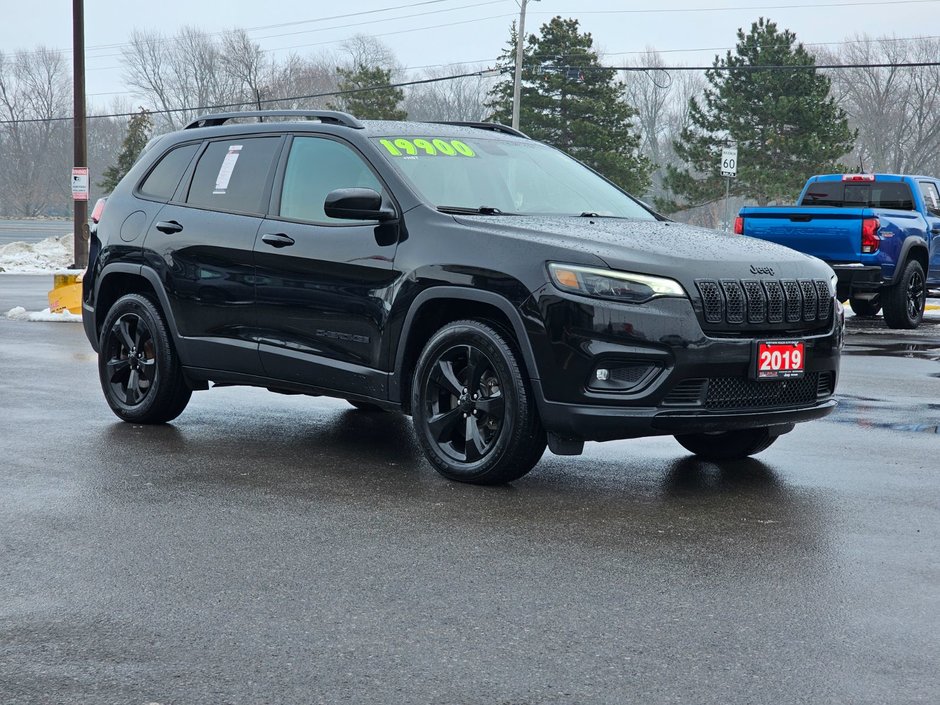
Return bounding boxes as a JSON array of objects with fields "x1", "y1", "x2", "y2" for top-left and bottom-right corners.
[
  {"x1": 81, "y1": 0, "x2": 511, "y2": 62},
  {"x1": 549, "y1": 0, "x2": 940, "y2": 13},
  {"x1": 610, "y1": 61, "x2": 940, "y2": 72},
  {"x1": 13, "y1": 0, "x2": 930, "y2": 62},
  {"x1": 7, "y1": 0, "x2": 507, "y2": 59},
  {"x1": 0, "y1": 67, "x2": 502, "y2": 126},
  {"x1": 4, "y1": 59, "x2": 940, "y2": 127}
]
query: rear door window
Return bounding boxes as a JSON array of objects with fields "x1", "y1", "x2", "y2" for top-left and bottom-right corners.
[
  {"x1": 186, "y1": 137, "x2": 282, "y2": 215},
  {"x1": 801, "y1": 181, "x2": 915, "y2": 210},
  {"x1": 138, "y1": 143, "x2": 200, "y2": 201}
]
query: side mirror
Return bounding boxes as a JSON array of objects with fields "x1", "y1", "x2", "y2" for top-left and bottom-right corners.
[{"x1": 324, "y1": 188, "x2": 396, "y2": 222}]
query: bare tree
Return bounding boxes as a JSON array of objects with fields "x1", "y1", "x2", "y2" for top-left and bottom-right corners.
[
  {"x1": 0, "y1": 46, "x2": 71, "y2": 216},
  {"x1": 340, "y1": 34, "x2": 402, "y2": 78},
  {"x1": 264, "y1": 53, "x2": 339, "y2": 110},
  {"x1": 823, "y1": 35, "x2": 940, "y2": 174},
  {"x1": 622, "y1": 51, "x2": 705, "y2": 200},
  {"x1": 404, "y1": 65, "x2": 495, "y2": 122},
  {"x1": 220, "y1": 29, "x2": 271, "y2": 110},
  {"x1": 123, "y1": 27, "x2": 242, "y2": 129}
]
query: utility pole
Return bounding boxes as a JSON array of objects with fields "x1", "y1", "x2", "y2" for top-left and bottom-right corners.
[
  {"x1": 72, "y1": 0, "x2": 88, "y2": 269},
  {"x1": 511, "y1": 0, "x2": 538, "y2": 131}
]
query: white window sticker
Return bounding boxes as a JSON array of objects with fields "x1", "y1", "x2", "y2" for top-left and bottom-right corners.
[{"x1": 213, "y1": 145, "x2": 242, "y2": 194}]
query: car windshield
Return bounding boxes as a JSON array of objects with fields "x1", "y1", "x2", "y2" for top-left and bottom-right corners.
[{"x1": 371, "y1": 135, "x2": 656, "y2": 219}]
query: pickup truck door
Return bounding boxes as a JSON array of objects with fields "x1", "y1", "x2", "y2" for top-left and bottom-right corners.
[{"x1": 917, "y1": 181, "x2": 940, "y2": 283}]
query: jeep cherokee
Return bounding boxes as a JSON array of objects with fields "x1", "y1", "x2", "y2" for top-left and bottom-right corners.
[{"x1": 82, "y1": 110, "x2": 842, "y2": 484}]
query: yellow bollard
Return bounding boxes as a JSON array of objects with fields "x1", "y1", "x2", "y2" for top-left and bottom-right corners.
[{"x1": 48, "y1": 270, "x2": 84, "y2": 315}]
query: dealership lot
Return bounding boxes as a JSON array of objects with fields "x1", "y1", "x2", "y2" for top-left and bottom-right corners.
[{"x1": 0, "y1": 273, "x2": 938, "y2": 704}]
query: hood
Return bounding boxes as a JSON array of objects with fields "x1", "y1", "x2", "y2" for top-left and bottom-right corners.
[{"x1": 453, "y1": 214, "x2": 834, "y2": 288}]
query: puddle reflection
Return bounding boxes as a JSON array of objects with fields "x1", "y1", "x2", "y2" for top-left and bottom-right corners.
[{"x1": 828, "y1": 395, "x2": 940, "y2": 434}]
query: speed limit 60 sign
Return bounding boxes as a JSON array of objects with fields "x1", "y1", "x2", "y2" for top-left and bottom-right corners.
[{"x1": 720, "y1": 147, "x2": 737, "y2": 177}]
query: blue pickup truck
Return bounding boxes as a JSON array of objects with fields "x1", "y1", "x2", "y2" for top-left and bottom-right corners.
[{"x1": 737, "y1": 174, "x2": 940, "y2": 328}]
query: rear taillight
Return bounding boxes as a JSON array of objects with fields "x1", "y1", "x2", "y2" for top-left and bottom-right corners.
[
  {"x1": 861, "y1": 217, "x2": 880, "y2": 253},
  {"x1": 843, "y1": 174, "x2": 876, "y2": 182},
  {"x1": 733, "y1": 216, "x2": 744, "y2": 235},
  {"x1": 91, "y1": 197, "x2": 107, "y2": 224}
]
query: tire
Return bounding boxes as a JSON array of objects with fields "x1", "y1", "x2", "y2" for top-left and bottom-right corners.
[
  {"x1": 674, "y1": 427, "x2": 778, "y2": 461},
  {"x1": 348, "y1": 400, "x2": 386, "y2": 413},
  {"x1": 849, "y1": 297, "x2": 880, "y2": 317},
  {"x1": 411, "y1": 319, "x2": 546, "y2": 485},
  {"x1": 881, "y1": 259, "x2": 926, "y2": 329},
  {"x1": 97, "y1": 293, "x2": 192, "y2": 424}
]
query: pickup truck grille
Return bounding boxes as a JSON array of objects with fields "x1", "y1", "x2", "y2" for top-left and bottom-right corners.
[{"x1": 695, "y1": 278, "x2": 832, "y2": 331}]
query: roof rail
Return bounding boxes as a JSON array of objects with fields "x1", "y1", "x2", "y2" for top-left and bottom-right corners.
[
  {"x1": 184, "y1": 110, "x2": 364, "y2": 130},
  {"x1": 432, "y1": 121, "x2": 529, "y2": 138}
]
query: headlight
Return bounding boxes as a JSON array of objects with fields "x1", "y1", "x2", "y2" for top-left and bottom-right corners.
[
  {"x1": 548, "y1": 263, "x2": 687, "y2": 303},
  {"x1": 829, "y1": 272, "x2": 838, "y2": 297}
]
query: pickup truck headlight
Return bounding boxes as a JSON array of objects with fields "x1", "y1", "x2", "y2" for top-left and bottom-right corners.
[
  {"x1": 548, "y1": 263, "x2": 687, "y2": 303},
  {"x1": 829, "y1": 272, "x2": 838, "y2": 297}
]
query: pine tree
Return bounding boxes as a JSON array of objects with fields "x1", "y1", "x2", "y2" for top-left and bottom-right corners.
[
  {"x1": 329, "y1": 65, "x2": 407, "y2": 120},
  {"x1": 98, "y1": 108, "x2": 153, "y2": 193},
  {"x1": 486, "y1": 17, "x2": 651, "y2": 195},
  {"x1": 660, "y1": 18, "x2": 856, "y2": 211}
]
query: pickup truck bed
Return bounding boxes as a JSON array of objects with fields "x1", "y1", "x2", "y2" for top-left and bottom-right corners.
[{"x1": 739, "y1": 174, "x2": 940, "y2": 328}]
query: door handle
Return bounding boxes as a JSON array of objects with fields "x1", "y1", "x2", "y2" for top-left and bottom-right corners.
[
  {"x1": 930, "y1": 228, "x2": 940, "y2": 234},
  {"x1": 155, "y1": 220, "x2": 183, "y2": 234},
  {"x1": 261, "y1": 232, "x2": 295, "y2": 248}
]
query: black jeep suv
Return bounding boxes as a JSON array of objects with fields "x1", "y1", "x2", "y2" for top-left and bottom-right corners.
[{"x1": 83, "y1": 110, "x2": 842, "y2": 484}]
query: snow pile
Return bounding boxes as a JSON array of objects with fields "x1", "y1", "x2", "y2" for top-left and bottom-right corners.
[
  {"x1": 0, "y1": 236, "x2": 73, "y2": 273},
  {"x1": 5, "y1": 306, "x2": 82, "y2": 323}
]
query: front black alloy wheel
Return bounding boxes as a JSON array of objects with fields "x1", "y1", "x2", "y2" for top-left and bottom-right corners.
[
  {"x1": 98, "y1": 293, "x2": 192, "y2": 424},
  {"x1": 412, "y1": 320, "x2": 546, "y2": 484}
]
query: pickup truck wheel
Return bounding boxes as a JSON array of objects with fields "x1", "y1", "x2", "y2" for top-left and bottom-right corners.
[
  {"x1": 882, "y1": 260, "x2": 926, "y2": 329},
  {"x1": 674, "y1": 427, "x2": 777, "y2": 461},
  {"x1": 412, "y1": 320, "x2": 546, "y2": 485},
  {"x1": 849, "y1": 297, "x2": 880, "y2": 317},
  {"x1": 98, "y1": 294, "x2": 192, "y2": 424}
]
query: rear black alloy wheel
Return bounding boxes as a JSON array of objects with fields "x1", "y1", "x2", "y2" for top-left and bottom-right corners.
[
  {"x1": 412, "y1": 320, "x2": 546, "y2": 484},
  {"x1": 98, "y1": 294, "x2": 192, "y2": 424},
  {"x1": 849, "y1": 296, "x2": 880, "y2": 317},
  {"x1": 882, "y1": 259, "x2": 926, "y2": 329},
  {"x1": 674, "y1": 427, "x2": 778, "y2": 461}
]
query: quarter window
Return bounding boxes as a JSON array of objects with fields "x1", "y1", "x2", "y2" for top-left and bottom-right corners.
[
  {"x1": 919, "y1": 181, "x2": 940, "y2": 214},
  {"x1": 138, "y1": 143, "x2": 199, "y2": 201},
  {"x1": 279, "y1": 137, "x2": 383, "y2": 224},
  {"x1": 186, "y1": 137, "x2": 281, "y2": 215}
]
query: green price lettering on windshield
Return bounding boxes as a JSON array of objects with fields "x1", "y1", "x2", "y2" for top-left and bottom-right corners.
[{"x1": 379, "y1": 138, "x2": 475, "y2": 158}]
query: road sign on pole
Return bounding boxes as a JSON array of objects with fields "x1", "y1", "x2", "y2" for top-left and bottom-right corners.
[
  {"x1": 720, "y1": 147, "x2": 738, "y2": 178},
  {"x1": 71, "y1": 167, "x2": 89, "y2": 201}
]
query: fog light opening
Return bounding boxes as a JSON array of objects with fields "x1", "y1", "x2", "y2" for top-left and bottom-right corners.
[{"x1": 588, "y1": 362, "x2": 661, "y2": 393}]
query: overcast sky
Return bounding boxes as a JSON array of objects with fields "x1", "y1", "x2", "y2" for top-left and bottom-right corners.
[{"x1": 1, "y1": 0, "x2": 933, "y2": 105}]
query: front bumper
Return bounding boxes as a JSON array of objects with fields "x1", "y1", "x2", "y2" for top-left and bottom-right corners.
[
  {"x1": 524, "y1": 291, "x2": 841, "y2": 442},
  {"x1": 535, "y1": 387, "x2": 835, "y2": 442}
]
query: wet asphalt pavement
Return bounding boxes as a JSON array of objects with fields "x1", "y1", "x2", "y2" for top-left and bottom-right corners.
[{"x1": 1, "y1": 275, "x2": 938, "y2": 705}]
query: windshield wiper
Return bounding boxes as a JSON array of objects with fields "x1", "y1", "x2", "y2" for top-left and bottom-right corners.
[{"x1": 437, "y1": 205, "x2": 510, "y2": 215}]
